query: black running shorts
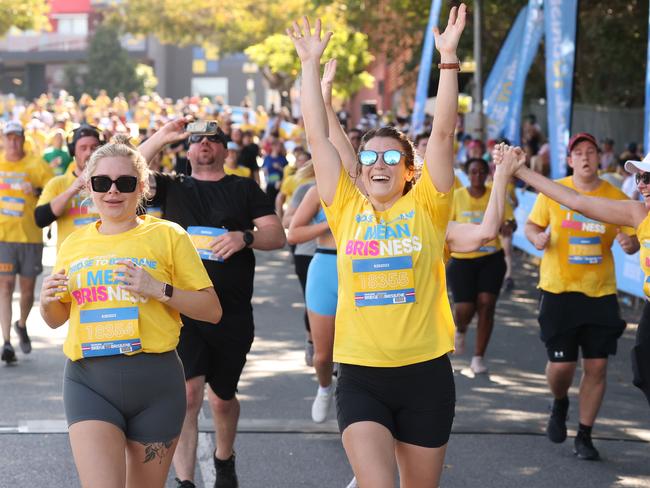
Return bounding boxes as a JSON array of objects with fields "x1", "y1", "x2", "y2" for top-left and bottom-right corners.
[
  {"x1": 538, "y1": 290, "x2": 626, "y2": 362},
  {"x1": 63, "y1": 351, "x2": 186, "y2": 443},
  {"x1": 336, "y1": 355, "x2": 455, "y2": 448},
  {"x1": 447, "y1": 250, "x2": 506, "y2": 303},
  {"x1": 178, "y1": 313, "x2": 254, "y2": 401}
]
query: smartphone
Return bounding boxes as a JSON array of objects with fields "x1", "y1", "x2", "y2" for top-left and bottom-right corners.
[{"x1": 186, "y1": 121, "x2": 219, "y2": 135}]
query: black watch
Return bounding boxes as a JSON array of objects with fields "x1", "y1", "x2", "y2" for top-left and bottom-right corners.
[{"x1": 243, "y1": 230, "x2": 254, "y2": 248}]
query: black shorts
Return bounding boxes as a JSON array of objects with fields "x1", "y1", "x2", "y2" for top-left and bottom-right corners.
[
  {"x1": 538, "y1": 290, "x2": 626, "y2": 362},
  {"x1": 631, "y1": 301, "x2": 650, "y2": 407},
  {"x1": 336, "y1": 355, "x2": 455, "y2": 448},
  {"x1": 447, "y1": 250, "x2": 506, "y2": 303},
  {"x1": 177, "y1": 313, "x2": 254, "y2": 400}
]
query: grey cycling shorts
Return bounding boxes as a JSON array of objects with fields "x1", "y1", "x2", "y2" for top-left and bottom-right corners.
[{"x1": 63, "y1": 351, "x2": 186, "y2": 443}]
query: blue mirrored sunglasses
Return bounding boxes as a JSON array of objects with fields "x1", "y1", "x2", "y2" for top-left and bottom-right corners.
[{"x1": 358, "y1": 149, "x2": 404, "y2": 166}]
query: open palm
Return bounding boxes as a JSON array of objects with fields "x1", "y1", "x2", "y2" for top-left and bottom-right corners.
[
  {"x1": 434, "y1": 3, "x2": 467, "y2": 55},
  {"x1": 287, "y1": 17, "x2": 332, "y2": 64}
]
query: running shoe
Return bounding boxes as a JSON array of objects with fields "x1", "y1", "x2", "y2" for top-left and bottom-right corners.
[
  {"x1": 14, "y1": 321, "x2": 31, "y2": 354},
  {"x1": 454, "y1": 331, "x2": 466, "y2": 355},
  {"x1": 546, "y1": 397, "x2": 569, "y2": 443},
  {"x1": 175, "y1": 478, "x2": 196, "y2": 488},
  {"x1": 311, "y1": 384, "x2": 334, "y2": 423},
  {"x1": 470, "y1": 356, "x2": 488, "y2": 374},
  {"x1": 214, "y1": 451, "x2": 238, "y2": 488},
  {"x1": 346, "y1": 476, "x2": 358, "y2": 488},
  {"x1": 2, "y1": 342, "x2": 16, "y2": 364},
  {"x1": 573, "y1": 432, "x2": 600, "y2": 460},
  {"x1": 305, "y1": 340, "x2": 314, "y2": 367}
]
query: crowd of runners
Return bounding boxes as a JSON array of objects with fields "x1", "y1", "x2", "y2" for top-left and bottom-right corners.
[{"x1": 0, "y1": 3, "x2": 649, "y2": 487}]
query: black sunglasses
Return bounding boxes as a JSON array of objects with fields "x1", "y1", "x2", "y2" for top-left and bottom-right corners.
[
  {"x1": 90, "y1": 175, "x2": 138, "y2": 193},
  {"x1": 635, "y1": 172, "x2": 650, "y2": 185},
  {"x1": 188, "y1": 134, "x2": 227, "y2": 146}
]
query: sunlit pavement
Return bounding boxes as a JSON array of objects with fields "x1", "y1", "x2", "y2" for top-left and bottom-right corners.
[{"x1": 1, "y1": 238, "x2": 648, "y2": 487}]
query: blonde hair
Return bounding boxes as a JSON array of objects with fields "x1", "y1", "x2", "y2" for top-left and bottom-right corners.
[
  {"x1": 295, "y1": 159, "x2": 315, "y2": 181},
  {"x1": 84, "y1": 134, "x2": 150, "y2": 205}
]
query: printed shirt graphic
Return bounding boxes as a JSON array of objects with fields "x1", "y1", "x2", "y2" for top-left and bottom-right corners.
[
  {"x1": 323, "y1": 164, "x2": 455, "y2": 367},
  {"x1": 449, "y1": 186, "x2": 512, "y2": 259},
  {"x1": 636, "y1": 213, "x2": 650, "y2": 298},
  {"x1": 0, "y1": 154, "x2": 53, "y2": 243},
  {"x1": 528, "y1": 177, "x2": 634, "y2": 297},
  {"x1": 37, "y1": 165, "x2": 99, "y2": 250},
  {"x1": 55, "y1": 215, "x2": 213, "y2": 361}
]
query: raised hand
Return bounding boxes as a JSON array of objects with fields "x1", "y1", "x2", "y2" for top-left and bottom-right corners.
[
  {"x1": 321, "y1": 59, "x2": 337, "y2": 106},
  {"x1": 498, "y1": 145, "x2": 527, "y2": 176},
  {"x1": 286, "y1": 17, "x2": 332, "y2": 64},
  {"x1": 434, "y1": 3, "x2": 467, "y2": 56}
]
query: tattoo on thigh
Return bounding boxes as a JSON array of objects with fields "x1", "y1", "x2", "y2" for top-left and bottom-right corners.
[{"x1": 141, "y1": 441, "x2": 173, "y2": 464}]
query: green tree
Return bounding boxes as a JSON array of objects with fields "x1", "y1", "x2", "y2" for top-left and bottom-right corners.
[
  {"x1": 83, "y1": 24, "x2": 144, "y2": 97},
  {"x1": 0, "y1": 0, "x2": 50, "y2": 37}
]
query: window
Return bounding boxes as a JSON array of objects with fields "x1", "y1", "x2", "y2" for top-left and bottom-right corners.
[{"x1": 55, "y1": 15, "x2": 88, "y2": 35}]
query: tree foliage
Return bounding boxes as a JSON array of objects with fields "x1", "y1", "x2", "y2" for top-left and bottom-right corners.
[
  {"x1": 0, "y1": 0, "x2": 50, "y2": 37},
  {"x1": 83, "y1": 24, "x2": 144, "y2": 97}
]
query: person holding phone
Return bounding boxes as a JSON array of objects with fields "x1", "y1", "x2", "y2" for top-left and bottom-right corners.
[
  {"x1": 39, "y1": 135, "x2": 221, "y2": 487},
  {"x1": 139, "y1": 120, "x2": 286, "y2": 488}
]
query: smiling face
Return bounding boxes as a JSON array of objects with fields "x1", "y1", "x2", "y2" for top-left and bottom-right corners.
[
  {"x1": 568, "y1": 140, "x2": 600, "y2": 181},
  {"x1": 360, "y1": 136, "x2": 413, "y2": 205},
  {"x1": 90, "y1": 156, "x2": 143, "y2": 223}
]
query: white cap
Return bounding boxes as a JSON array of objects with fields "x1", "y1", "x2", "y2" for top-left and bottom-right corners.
[
  {"x1": 2, "y1": 121, "x2": 24, "y2": 136},
  {"x1": 624, "y1": 153, "x2": 650, "y2": 174}
]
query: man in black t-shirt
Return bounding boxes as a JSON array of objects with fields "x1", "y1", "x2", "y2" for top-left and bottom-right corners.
[{"x1": 140, "y1": 119, "x2": 285, "y2": 488}]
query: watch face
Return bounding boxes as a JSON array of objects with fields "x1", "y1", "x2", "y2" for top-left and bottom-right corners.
[{"x1": 244, "y1": 231, "x2": 254, "y2": 246}]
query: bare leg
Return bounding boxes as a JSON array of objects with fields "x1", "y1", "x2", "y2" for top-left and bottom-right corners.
[
  {"x1": 69, "y1": 420, "x2": 127, "y2": 488},
  {"x1": 208, "y1": 389, "x2": 240, "y2": 461},
  {"x1": 475, "y1": 292, "x2": 498, "y2": 357},
  {"x1": 578, "y1": 358, "x2": 607, "y2": 426},
  {"x1": 17, "y1": 275, "x2": 36, "y2": 326},
  {"x1": 342, "y1": 422, "x2": 396, "y2": 488},
  {"x1": 395, "y1": 441, "x2": 448, "y2": 488},
  {"x1": 172, "y1": 376, "x2": 205, "y2": 482},
  {"x1": 308, "y1": 310, "x2": 335, "y2": 388},
  {"x1": 126, "y1": 437, "x2": 179, "y2": 488},
  {"x1": 0, "y1": 275, "x2": 15, "y2": 342},
  {"x1": 546, "y1": 361, "x2": 577, "y2": 399}
]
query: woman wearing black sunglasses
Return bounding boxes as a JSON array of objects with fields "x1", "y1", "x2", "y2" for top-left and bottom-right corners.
[
  {"x1": 38, "y1": 135, "x2": 222, "y2": 488},
  {"x1": 288, "y1": 6, "x2": 523, "y2": 486},
  {"x1": 516, "y1": 153, "x2": 650, "y2": 411}
]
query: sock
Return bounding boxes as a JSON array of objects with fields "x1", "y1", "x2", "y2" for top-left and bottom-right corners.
[
  {"x1": 554, "y1": 396, "x2": 569, "y2": 408},
  {"x1": 578, "y1": 423, "x2": 592, "y2": 437},
  {"x1": 318, "y1": 384, "x2": 332, "y2": 396}
]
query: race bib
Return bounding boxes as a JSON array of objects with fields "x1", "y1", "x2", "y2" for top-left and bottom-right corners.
[
  {"x1": 79, "y1": 306, "x2": 141, "y2": 358},
  {"x1": 568, "y1": 236, "x2": 602, "y2": 264},
  {"x1": 187, "y1": 226, "x2": 227, "y2": 261},
  {"x1": 642, "y1": 240, "x2": 650, "y2": 297},
  {"x1": 0, "y1": 196, "x2": 25, "y2": 217},
  {"x1": 352, "y1": 256, "x2": 416, "y2": 307},
  {"x1": 69, "y1": 197, "x2": 99, "y2": 226}
]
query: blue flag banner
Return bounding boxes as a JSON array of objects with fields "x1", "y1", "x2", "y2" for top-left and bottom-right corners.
[
  {"x1": 483, "y1": 7, "x2": 528, "y2": 141},
  {"x1": 544, "y1": 0, "x2": 578, "y2": 179},
  {"x1": 411, "y1": 0, "x2": 442, "y2": 136},
  {"x1": 504, "y1": 0, "x2": 544, "y2": 145},
  {"x1": 643, "y1": 5, "x2": 650, "y2": 154}
]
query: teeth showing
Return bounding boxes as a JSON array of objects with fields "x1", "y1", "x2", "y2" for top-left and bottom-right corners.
[{"x1": 371, "y1": 175, "x2": 389, "y2": 181}]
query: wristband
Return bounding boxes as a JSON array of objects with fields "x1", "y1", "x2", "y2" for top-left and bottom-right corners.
[{"x1": 438, "y1": 62, "x2": 461, "y2": 71}]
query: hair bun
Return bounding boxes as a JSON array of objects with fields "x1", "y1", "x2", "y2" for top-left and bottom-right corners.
[{"x1": 110, "y1": 134, "x2": 135, "y2": 147}]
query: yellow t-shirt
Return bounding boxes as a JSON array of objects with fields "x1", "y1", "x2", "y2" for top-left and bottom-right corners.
[
  {"x1": 450, "y1": 186, "x2": 512, "y2": 259},
  {"x1": 637, "y1": 213, "x2": 650, "y2": 298},
  {"x1": 323, "y1": 164, "x2": 455, "y2": 367},
  {"x1": 0, "y1": 154, "x2": 53, "y2": 243},
  {"x1": 224, "y1": 165, "x2": 252, "y2": 178},
  {"x1": 528, "y1": 177, "x2": 632, "y2": 297},
  {"x1": 37, "y1": 165, "x2": 99, "y2": 250},
  {"x1": 55, "y1": 215, "x2": 214, "y2": 361}
]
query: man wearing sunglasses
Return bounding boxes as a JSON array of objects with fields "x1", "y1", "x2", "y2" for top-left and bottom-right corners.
[
  {"x1": 34, "y1": 124, "x2": 103, "y2": 250},
  {"x1": 0, "y1": 121, "x2": 54, "y2": 364},
  {"x1": 139, "y1": 120, "x2": 285, "y2": 488},
  {"x1": 524, "y1": 132, "x2": 639, "y2": 460}
]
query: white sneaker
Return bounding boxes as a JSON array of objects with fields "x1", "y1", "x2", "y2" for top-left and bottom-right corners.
[
  {"x1": 311, "y1": 385, "x2": 334, "y2": 423},
  {"x1": 454, "y1": 331, "x2": 466, "y2": 355},
  {"x1": 470, "y1": 355, "x2": 488, "y2": 374},
  {"x1": 345, "y1": 477, "x2": 358, "y2": 488}
]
